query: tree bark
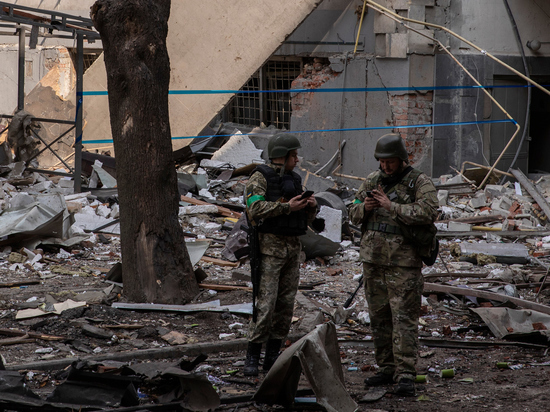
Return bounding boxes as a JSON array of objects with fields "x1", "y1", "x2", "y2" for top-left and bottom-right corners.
[{"x1": 91, "y1": 0, "x2": 199, "y2": 303}]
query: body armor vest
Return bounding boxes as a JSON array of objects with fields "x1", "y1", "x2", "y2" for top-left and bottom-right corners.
[{"x1": 254, "y1": 164, "x2": 308, "y2": 236}]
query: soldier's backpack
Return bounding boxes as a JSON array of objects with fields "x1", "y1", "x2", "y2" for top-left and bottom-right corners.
[{"x1": 385, "y1": 168, "x2": 439, "y2": 266}]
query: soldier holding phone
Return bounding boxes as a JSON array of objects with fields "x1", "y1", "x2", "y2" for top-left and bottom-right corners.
[{"x1": 243, "y1": 133, "x2": 318, "y2": 376}]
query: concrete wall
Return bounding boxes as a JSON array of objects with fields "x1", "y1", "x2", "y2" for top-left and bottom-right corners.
[
  {"x1": 432, "y1": 0, "x2": 550, "y2": 176},
  {"x1": 81, "y1": 0, "x2": 323, "y2": 153},
  {"x1": 0, "y1": 46, "x2": 75, "y2": 116},
  {"x1": 444, "y1": 0, "x2": 550, "y2": 57},
  {"x1": 290, "y1": 0, "x2": 437, "y2": 188},
  {"x1": 291, "y1": 0, "x2": 550, "y2": 185},
  {"x1": 0, "y1": 1, "x2": 97, "y2": 117}
]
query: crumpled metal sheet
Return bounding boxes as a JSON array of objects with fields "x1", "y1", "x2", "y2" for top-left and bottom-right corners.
[
  {"x1": 0, "y1": 202, "x2": 64, "y2": 246},
  {"x1": 471, "y1": 307, "x2": 550, "y2": 342},
  {"x1": 254, "y1": 322, "x2": 357, "y2": 412}
]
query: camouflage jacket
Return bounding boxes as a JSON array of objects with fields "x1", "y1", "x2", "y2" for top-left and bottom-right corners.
[
  {"x1": 245, "y1": 163, "x2": 317, "y2": 258},
  {"x1": 349, "y1": 167, "x2": 438, "y2": 267}
]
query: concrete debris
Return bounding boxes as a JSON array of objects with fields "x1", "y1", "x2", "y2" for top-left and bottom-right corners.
[
  {"x1": 4, "y1": 134, "x2": 550, "y2": 409},
  {"x1": 210, "y1": 131, "x2": 264, "y2": 168}
]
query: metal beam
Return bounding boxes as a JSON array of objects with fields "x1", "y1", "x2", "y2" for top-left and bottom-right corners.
[
  {"x1": 74, "y1": 32, "x2": 83, "y2": 193},
  {"x1": 17, "y1": 26, "x2": 24, "y2": 111}
]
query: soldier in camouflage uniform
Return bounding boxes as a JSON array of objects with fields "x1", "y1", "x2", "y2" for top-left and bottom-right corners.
[
  {"x1": 243, "y1": 133, "x2": 318, "y2": 376},
  {"x1": 349, "y1": 134, "x2": 438, "y2": 396}
]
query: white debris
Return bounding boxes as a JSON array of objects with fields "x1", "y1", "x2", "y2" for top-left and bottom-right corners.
[
  {"x1": 210, "y1": 131, "x2": 264, "y2": 168},
  {"x1": 357, "y1": 311, "x2": 370, "y2": 325},
  {"x1": 317, "y1": 206, "x2": 342, "y2": 243},
  {"x1": 179, "y1": 205, "x2": 218, "y2": 215},
  {"x1": 56, "y1": 249, "x2": 71, "y2": 259},
  {"x1": 35, "y1": 347, "x2": 53, "y2": 354},
  {"x1": 219, "y1": 333, "x2": 236, "y2": 340},
  {"x1": 198, "y1": 188, "x2": 216, "y2": 200}
]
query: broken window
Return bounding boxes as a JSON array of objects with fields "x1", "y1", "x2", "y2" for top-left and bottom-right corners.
[{"x1": 223, "y1": 58, "x2": 302, "y2": 129}]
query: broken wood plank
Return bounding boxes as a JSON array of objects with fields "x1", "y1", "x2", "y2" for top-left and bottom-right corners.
[
  {"x1": 0, "y1": 280, "x2": 40, "y2": 288},
  {"x1": 5, "y1": 338, "x2": 251, "y2": 372},
  {"x1": 180, "y1": 195, "x2": 241, "y2": 219},
  {"x1": 112, "y1": 300, "x2": 252, "y2": 315},
  {"x1": 0, "y1": 334, "x2": 34, "y2": 346},
  {"x1": 424, "y1": 272, "x2": 489, "y2": 279},
  {"x1": 200, "y1": 255, "x2": 239, "y2": 267},
  {"x1": 437, "y1": 230, "x2": 550, "y2": 238},
  {"x1": 0, "y1": 328, "x2": 64, "y2": 341},
  {"x1": 424, "y1": 282, "x2": 550, "y2": 315},
  {"x1": 510, "y1": 168, "x2": 550, "y2": 222},
  {"x1": 438, "y1": 215, "x2": 503, "y2": 224},
  {"x1": 102, "y1": 324, "x2": 145, "y2": 330},
  {"x1": 198, "y1": 283, "x2": 252, "y2": 292}
]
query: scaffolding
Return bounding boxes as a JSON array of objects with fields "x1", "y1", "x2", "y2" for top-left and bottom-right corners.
[{"x1": 0, "y1": 2, "x2": 100, "y2": 193}]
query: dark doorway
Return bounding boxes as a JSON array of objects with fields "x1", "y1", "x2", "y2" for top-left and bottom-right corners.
[{"x1": 528, "y1": 83, "x2": 550, "y2": 173}]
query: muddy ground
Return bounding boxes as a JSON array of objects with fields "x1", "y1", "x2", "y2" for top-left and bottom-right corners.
[{"x1": 1, "y1": 234, "x2": 550, "y2": 411}]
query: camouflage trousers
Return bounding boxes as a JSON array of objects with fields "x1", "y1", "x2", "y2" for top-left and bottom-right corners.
[
  {"x1": 363, "y1": 262, "x2": 423, "y2": 382},
  {"x1": 248, "y1": 252, "x2": 300, "y2": 343}
]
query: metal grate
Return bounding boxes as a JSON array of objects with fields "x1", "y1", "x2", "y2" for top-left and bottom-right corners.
[
  {"x1": 230, "y1": 71, "x2": 261, "y2": 126},
  {"x1": 264, "y1": 60, "x2": 302, "y2": 129},
  {"x1": 226, "y1": 59, "x2": 302, "y2": 129}
]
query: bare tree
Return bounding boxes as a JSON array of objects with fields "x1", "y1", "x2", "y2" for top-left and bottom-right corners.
[{"x1": 91, "y1": 0, "x2": 198, "y2": 303}]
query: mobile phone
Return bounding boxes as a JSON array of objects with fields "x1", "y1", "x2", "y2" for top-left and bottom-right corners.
[
  {"x1": 300, "y1": 190, "x2": 314, "y2": 200},
  {"x1": 366, "y1": 190, "x2": 374, "y2": 198}
]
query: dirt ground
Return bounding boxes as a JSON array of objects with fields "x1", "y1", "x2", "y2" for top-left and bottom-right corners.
[{"x1": 1, "y1": 234, "x2": 550, "y2": 411}]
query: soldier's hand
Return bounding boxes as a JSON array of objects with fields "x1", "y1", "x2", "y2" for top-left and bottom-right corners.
[
  {"x1": 289, "y1": 194, "x2": 308, "y2": 211},
  {"x1": 306, "y1": 196, "x2": 317, "y2": 208},
  {"x1": 363, "y1": 197, "x2": 379, "y2": 211},
  {"x1": 372, "y1": 185, "x2": 391, "y2": 210}
]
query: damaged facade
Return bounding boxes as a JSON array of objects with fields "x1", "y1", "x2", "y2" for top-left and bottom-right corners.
[
  {"x1": 2, "y1": 1, "x2": 549, "y2": 184},
  {"x1": 219, "y1": 0, "x2": 550, "y2": 186}
]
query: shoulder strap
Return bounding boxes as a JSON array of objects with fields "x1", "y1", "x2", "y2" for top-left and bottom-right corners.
[
  {"x1": 253, "y1": 164, "x2": 276, "y2": 178},
  {"x1": 401, "y1": 168, "x2": 422, "y2": 202}
]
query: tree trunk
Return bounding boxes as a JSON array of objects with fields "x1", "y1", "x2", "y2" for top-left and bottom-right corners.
[{"x1": 91, "y1": 0, "x2": 199, "y2": 303}]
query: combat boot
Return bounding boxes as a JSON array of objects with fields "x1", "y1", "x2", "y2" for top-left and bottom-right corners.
[
  {"x1": 263, "y1": 339, "x2": 282, "y2": 371},
  {"x1": 243, "y1": 342, "x2": 262, "y2": 376},
  {"x1": 364, "y1": 372, "x2": 394, "y2": 386},
  {"x1": 394, "y1": 378, "x2": 415, "y2": 397}
]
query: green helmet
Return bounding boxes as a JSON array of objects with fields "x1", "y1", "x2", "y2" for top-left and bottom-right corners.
[
  {"x1": 374, "y1": 133, "x2": 408, "y2": 161},
  {"x1": 267, "y1": 133, "x2": 301, "y2": 159}
]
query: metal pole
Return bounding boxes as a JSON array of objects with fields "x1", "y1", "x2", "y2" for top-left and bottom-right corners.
[
  {"x1": 74, "y1": 32, "x2": 83, "y2": 193},
  {"x1": 17, "y1": 26, "x2": 25, "y2": 111}
]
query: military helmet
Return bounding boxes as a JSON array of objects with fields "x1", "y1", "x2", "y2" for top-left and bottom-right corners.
[
  {"x1": 374, "y1": 133, "x2": 408, "y2": 161},
  {"x1": 267, "y1": 133, "x2": 301, "y2": 159}
]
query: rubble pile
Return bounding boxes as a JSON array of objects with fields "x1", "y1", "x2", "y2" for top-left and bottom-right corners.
[{"x1": 1, "y1": 133, "x2": 550, "y2": 409}]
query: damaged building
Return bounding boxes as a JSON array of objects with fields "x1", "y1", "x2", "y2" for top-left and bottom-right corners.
[
  {"x1": 1, "y1": 1, "x2": 549, "y2": 185},
  {"x1": 1, "y1": 1, "x2": 550, "y2": 411}
]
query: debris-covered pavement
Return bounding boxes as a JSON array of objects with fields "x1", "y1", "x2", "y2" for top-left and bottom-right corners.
[{"x1": 2, "y1": 132, "x2": 550, "y2": 410}]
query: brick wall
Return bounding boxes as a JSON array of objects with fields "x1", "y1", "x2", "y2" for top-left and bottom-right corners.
[
  {"x1": 388, "y1": 92, "x2": 433, "y2": 165},
  {"x1": 291, "y1": 64, "x2": 339, "y2": 116}
]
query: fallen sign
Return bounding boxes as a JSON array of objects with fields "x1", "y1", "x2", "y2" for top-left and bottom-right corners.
[
  {"x1": 424, "y1": 283, "x2": 550, "y2": 316},
  {"x1": 112, "y1": 299, "x2": 252, "y2": 315}
]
